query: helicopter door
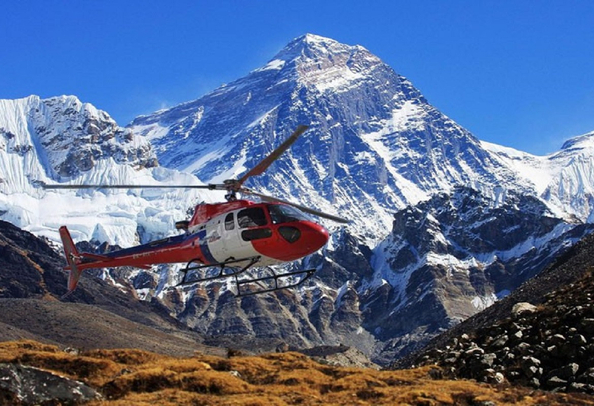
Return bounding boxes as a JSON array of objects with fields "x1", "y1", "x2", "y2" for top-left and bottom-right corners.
[
  {"x1": 237, "y1": 208, "x2": 272, "y2": 241},
  {"x1": 216, "y1": 212, "x2": 244, "y2": 261}
]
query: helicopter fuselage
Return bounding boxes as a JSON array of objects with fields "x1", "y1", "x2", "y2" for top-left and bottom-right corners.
[
  {"x1": 62, "y1": 200, "x2": 329, "y2": 278},
  {"x1": 53, "y1": 125, "x2": 347, "y2": 296}
]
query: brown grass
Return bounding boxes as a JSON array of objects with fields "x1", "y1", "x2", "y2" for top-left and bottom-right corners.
[{"x1": 1, "y1": 340, "x2": 594, "y2": 405}]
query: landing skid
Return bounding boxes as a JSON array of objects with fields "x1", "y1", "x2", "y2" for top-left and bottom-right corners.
[
  {"x1": 176, "y1": 256, "x2": 315, "y2": 297},
  {"x1": 235, "y1": 267, "x2": 315, "y2": 297},
  {"x1": 178, "y1": 256, "x2": 260, "y2": 285}
]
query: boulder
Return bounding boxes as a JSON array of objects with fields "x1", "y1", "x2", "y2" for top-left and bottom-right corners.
[
  {"x1": 511, "y1": 302, "x2": 537, "y2": 318},
  {"x1": 0, "y1": 363, "x2": 100, "y2": 405}
]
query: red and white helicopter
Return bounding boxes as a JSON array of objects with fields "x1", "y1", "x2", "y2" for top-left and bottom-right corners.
[{"x1": 43, "y1": 125, "x2": 348, "y2": 297}]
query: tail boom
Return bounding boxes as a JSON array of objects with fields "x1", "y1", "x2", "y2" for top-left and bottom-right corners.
[{"x1": 57, "y1": 226, "x2": 203, "y2": 294}]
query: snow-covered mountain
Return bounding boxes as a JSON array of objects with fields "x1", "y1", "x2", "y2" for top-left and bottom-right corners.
[
  {"x1": 125, "y1": 34, "x2": 594, "y2": 361},
  {"x1": 484, "y1": 131, "x2": 594, "y2": 222},
  {"x1": 2, "y1": 34, "x2": 594, "y2": 364},
  {"x1": 131, "y1": 34, "x2": 528, "y2": 244}
]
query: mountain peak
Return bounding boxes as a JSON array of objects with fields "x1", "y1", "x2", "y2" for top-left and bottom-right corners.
[
  {"x1": 257, "y1": 33, "x2": 384, "y2": 94},
  {"x1": 559, "y1": 130, "x2": 594, "y2": 152},
  {"x1": 298, "y1": 33, "x2": 341, "y2": 47},
  {"x1": 271, "y1": 33, "x2": 370, "y2": 65}
]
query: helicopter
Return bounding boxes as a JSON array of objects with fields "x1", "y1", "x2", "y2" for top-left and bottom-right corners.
[{"x1": 43, "y1": 125, "x2": 348, "y2": 297}]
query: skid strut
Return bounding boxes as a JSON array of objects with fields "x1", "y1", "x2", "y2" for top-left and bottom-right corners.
[
  {"x1": 176, "y1": 257, "x2": 316, "y2": 297},
  {"x1": 235, "y1": 268, "x2": 316, "y2": 297},
  {"x1": 177, "y1": 256, "x2": 260, "y2": 286}
]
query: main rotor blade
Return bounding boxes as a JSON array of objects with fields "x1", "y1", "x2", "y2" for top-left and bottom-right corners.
[
  {"x1": 40, "y1": 182, "x2": 220, "y2": 190},
  {"x1": 244, "y1": 189, "x2": 350, "y2": 224},
  {"x1": 235, "y1": 125, "x2": 309, "y2": 189}
]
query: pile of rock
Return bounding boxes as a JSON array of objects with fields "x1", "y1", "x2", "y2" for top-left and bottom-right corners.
[{"x1": 414, "y1": 270, "x2": 594, "y2": 394}]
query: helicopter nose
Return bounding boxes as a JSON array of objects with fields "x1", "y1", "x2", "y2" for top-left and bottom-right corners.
[
  {"x1": 251, "y1": 221, "x2": 330, "y2": 262},
  {"x1": 309, "y1": 223, "x2": 330, "y2": 249},
  {"x1": 278, "y1": 221, "x2": 329, "y2": 259}
]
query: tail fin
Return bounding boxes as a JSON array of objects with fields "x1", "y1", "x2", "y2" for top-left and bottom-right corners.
[{"x1": 59, "y1": 226, "x2": 83, "y2": 293}]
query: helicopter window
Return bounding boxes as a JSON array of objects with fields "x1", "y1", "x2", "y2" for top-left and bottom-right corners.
[
  {"x1": 268, "y1": 204, "x2": 311, "y2": 224},
  {"x1": 242, "y1": 228, "x2": 273, "y2": 241},
  {"x1": 237, "y1": 207, "x2": 268, "y2": 228},
  {"x1": 225, "y1": 213, "x2": 235, "y2": 231}
]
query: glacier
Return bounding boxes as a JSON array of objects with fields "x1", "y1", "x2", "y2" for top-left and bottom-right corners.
[{"x1": 0, "y1": 95, "x2": 222, "y2": 246}]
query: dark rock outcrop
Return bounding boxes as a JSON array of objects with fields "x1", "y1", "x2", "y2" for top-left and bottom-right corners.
[{"x1": 0, "y1": 363, "x2": 100, "y2": 405}]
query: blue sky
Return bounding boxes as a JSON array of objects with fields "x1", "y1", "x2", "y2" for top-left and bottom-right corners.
[{"x1": 2, "y1": 1, "x2": 593, "y2": 155}]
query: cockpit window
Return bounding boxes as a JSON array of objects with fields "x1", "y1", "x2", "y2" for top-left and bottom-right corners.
[
  {"x1": 268, "y1": 204, "x2": 311, "y2": 224},
  {"x1": 237, "y1": 207, "x2": 268, "y2": 228}
]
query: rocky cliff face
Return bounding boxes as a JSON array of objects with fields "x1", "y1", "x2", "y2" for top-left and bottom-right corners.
[
  {"x1": 0, "y1": 96, "x2": 156, "y2": 185},
  {"x1": 365, "y1": 187, "x2": 593, "y2": 363},
  {"x1": 0, "y1": 219, "x2": 69, "y2": 298},
  {"x1": 397, "y1": 230, "x2": 594, "y2": 394}
]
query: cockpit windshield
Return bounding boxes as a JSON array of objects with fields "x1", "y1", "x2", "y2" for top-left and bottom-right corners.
[{"x1": 268, "y1": 204, "x2": 312, "y2": 224}]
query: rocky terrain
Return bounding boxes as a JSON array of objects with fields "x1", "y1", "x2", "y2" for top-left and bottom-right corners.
[
  {"x1": 367, "y1": 186, "x2": 593, "y2": 363},
  {"x1": 4, "y1": 218, "x2": 594, "y2": 404},
  {"x1": 2, "y1": 340, "x2": 594, "y2": 406},
  {"x1": 396, "y1": 230, "x2": 594, "y2": 395}
]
